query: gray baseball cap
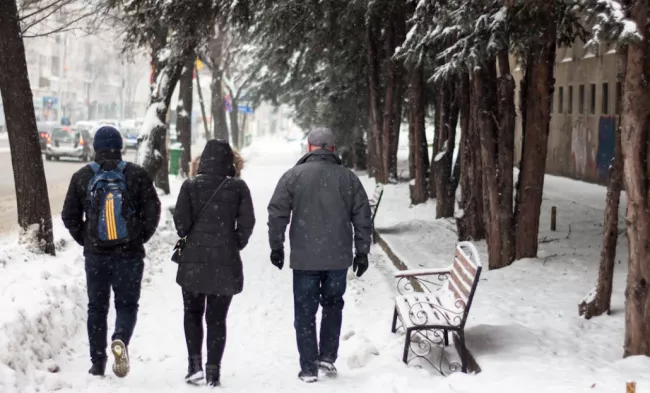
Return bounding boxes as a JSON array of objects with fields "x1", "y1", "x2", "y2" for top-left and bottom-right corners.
[{"x1": 307, "y1": 127, "x2": 336, "y2": 148}]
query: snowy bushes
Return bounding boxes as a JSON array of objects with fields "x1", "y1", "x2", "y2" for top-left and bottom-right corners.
[{"x1": 0, "y1": 188, "x2": 180, "y2": 392}]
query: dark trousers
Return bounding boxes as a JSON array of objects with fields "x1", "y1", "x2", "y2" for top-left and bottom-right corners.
[
  {"x1": 182, "y1": 290, "x2": 233, "y2": 366},
  {"x1": 85, "y1": 255, "x2": 144, "y2": 363},
  {"x1": 293, "y1": 269, "x2": 347, "y2": 374}
]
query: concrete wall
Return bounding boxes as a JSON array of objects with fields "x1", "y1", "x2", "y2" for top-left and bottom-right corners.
[{"x1": 511, "y1": 43, "x2": 621, "y2": 184}]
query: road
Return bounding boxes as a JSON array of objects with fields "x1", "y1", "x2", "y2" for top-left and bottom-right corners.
[{"x1": 0, "y1": 137, "x2": 136, "y2": 234}]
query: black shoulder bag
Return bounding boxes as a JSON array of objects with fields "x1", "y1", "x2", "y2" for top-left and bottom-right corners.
[{"x1": 171, "y1": 177, "x2": 230, "y2": 263}]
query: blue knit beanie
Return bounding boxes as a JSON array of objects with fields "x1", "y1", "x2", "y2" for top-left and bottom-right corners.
[{"x1": 93, "y1": 126, "x2": 123, "y2": 151}]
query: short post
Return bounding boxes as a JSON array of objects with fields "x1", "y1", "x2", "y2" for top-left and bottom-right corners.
[
  {"x1": 627, "y1": 381, "x2": 636, "y2": 393},
  {"x1": 551, "y1": 206, "x2": 557, "y2": 231}
]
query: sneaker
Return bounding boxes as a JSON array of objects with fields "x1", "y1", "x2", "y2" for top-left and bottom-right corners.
[
  {"x1": 185, "y1": 356, "x2": 204, "y2": 384},
  {"x1": 110, "y1": 339, "x2": 130, "y2": 378},
  {"x1": 319, "y1": 361, "x2": 337, "y2": 376},
  {"x1": 298, "y1": 370, "x2": 318, "y2": 383},
  {"x1": 88, "y1": 358, "x2": 107, "y2": 376}
]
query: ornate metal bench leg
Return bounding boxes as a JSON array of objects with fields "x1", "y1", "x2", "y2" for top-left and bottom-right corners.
[
  {"x1": 458, "y1": 330, "x2": 467, "y2": 373},
  {"x1": 391, "y1": 307, "x2": 398, "y2": 333},
  {"x1": 402, "y1": 329, "x2": 412, "y2": 364},
  {"x1": 443, "y1": 330, "x2": 449, "y2": 346}
]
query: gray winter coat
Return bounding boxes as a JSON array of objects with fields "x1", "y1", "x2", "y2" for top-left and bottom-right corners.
[{"x1": 267, "y1": 149, "x2": 372, "y2": 271}]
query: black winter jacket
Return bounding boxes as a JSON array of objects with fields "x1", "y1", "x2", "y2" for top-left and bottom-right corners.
[
  {"x1": 62, "y1": 149, "x2": 161, "y2": 258},
  {"x1": 173, "y1": 140, "x2": 256, "y2": 296},
  {"x1": 267, "y1": 149, "x2": 372, "y2": 271}
]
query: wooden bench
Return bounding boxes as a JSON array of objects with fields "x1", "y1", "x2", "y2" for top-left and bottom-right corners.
[{"x1": 390, "y1": 241, "x2": 482, "y2": 375}]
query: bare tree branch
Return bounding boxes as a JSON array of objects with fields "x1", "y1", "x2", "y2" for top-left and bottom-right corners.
[{"x1": 19, "y1": 0, "x2": 72, "y2": 22}]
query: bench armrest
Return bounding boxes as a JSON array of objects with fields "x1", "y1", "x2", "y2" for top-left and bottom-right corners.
[{"x1": 394, "y1": 267, "x2": 451, "y2": 278}]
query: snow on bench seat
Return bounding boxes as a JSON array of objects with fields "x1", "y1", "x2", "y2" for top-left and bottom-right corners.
[{"x1": 390, "y1": 241, "x2": 483, "y2": 375}]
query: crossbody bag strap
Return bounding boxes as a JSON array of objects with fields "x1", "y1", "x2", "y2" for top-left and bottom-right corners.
[{"x1": 184, "y1": 177, "x2": 230, "y2": 238}]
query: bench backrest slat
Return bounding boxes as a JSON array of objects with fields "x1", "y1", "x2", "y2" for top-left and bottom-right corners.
[{"x1": 443, "y1": 242, "x2": 482, "y2": 328}]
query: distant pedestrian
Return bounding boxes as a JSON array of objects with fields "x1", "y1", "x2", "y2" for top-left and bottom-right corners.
[
  {"x1": 267, "y1": 127, "x2": 372, "y2": 383},
  {"x1": 62, "y1": 125, "x2": 161, "y2": 378},
  {"x1": 173, "y1": 140, "x2": 255, "y2": 387}
]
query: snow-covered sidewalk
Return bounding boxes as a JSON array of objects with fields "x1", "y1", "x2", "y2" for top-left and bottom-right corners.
[
  {"x1": 1, "y1": 138, "x2": 445, "y2": 393},
  {"x1": 364, "y1": 168, "x2": 650, "y2": 392},
  {"x1": 2, "y1": 136, "x2": 649, "y2": 393}
]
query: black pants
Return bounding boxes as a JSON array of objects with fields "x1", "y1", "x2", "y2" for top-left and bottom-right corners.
[
  {"x1": 85, "y1": 255, "x2": 144, "y2": 363},
  {"x1": 182, "y1": 290, "x2": 233, "y2": 366}
]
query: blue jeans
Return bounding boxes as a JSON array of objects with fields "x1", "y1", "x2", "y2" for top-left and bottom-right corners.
[
  {"x1": 293, "y1": 269, "x2": 347, "y2": 374},
  {"x1": 85, "y1": 255, "x2": 144, "y2": 363}
]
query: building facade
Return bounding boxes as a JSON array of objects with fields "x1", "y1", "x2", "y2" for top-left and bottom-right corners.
[
  {"x1": 18, "y1": 7, "x2": 149, "y2": 124},
  {"x1": 512, "y1": 42, "x2": 620, "y2": 185}
]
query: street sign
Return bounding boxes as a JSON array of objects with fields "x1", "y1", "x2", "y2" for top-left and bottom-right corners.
[{"x1": 238, "y1": 105, "x2": 254, "y2": 114}]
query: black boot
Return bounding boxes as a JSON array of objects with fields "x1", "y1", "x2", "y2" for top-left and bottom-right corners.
[
  {"x1": 185, "y1": 356, "x2": 204, "y2": 384},
  {"x1": 88, "y1": 358, "x2": 107, "y2": 376},
  {"x1": 205, "y1": 364, "x2": 220, "y2": 387}
]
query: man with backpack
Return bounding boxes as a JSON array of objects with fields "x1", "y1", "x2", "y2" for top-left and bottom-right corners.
[{"x1": 62, "y1": 125, "x2": 161, "y2": 378}]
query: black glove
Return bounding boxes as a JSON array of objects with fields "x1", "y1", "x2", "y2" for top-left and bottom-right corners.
[
  {"x1": 270, "y1": 249, "x2": 284, "y2": 270},
  {"x1": 353, "y1": 254, "x2": 369, "y2": 277}
]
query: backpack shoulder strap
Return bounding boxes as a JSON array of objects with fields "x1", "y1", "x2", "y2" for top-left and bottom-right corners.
[
  {"x1": 116, "y1": 161, "x2": 128, "y2": 173},
  {"x1": 88, "y1": 162, "x2": 101, "y2": 174}
]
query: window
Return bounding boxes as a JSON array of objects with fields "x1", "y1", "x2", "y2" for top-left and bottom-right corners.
[
  {"x1": 590, "y1": 84, "x2": 596, "y2": 114},
  {"x1": 568, "y1": 86, "x2": 574, "y2": 114},
  {"x1": 602, "y1": 83, "x2": 609, "y2": 114},
  {"x1": 579, "y1": 85, "x2": 585, "y2": 114},
  {"x1": 51, "y1": 56, "x2": 60, "y2": 77},
  {"x1": 558, "y1": 86, "x2": 564, "y2": 113},
  {"x1": 615, "y1": 82, "x2": 622, "y2": 114}
]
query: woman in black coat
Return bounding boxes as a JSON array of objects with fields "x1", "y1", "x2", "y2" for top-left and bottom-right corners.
[{"x1": 173, "y1": 140, "x2": 255, "y2": 387}]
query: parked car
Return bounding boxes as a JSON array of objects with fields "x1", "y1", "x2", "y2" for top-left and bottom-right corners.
[
  {"x1": 75, "y1": 120, "x2": 100, "y2": 134},
  {"x1": 37, "y1": 121, "x2": 59, "y2": 152},
  {"x1": 120, "y1": 126, "x2": 139, "y2": 150},
  {"x1": 45, "y1": 127, "x2": 94, "y2": 162}
]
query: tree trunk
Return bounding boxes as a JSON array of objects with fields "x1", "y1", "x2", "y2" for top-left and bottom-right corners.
[
  {"x1": 514, "y1": 8, "x2": 556, "y2": 260},
  {"x1": 210, "y1": 66, "x2": 229, "y2": 141},
  {"x1": 194, "y1": 65, "x2": 210, "y2": 141},
  {"x1": 409, "y1": 66, "x2": 429, "y2": 205},
  {"x1": 388, "y1": 78, "x2": 404, "y2": 181},
  {"x1": 229, "y1": 95, "x2": 240, "y2": 148},
  {"x1": 621, "y1": 0, "x2": 650, "y2": 357},
  {"x1": 366, "y1": 11, "x2": 384, "y2": 181},
  {"x1": 176, "y1": 53, "x2": 194, "y2": 177},
  {"x1": 380, "y1": 18, "x2": 398, "y2": 185},
  {"x1": 457, "y1": 72, "x2": 485, "y2": 241},
  {"x1": 409, "y1": 109, "x2": 416, "y2": 180},
  {"x1": 354, "y1": 123, "x2": 367, "y2": 171},
  {"x1": 136, "y1": 60, "x2": 182, "y2": 191},
  {"x1": 496, "y1": 49, "x2": 516, "y2": 265},
  {"x1": 476, "y1": 62, "x2": 507, "y2": 269},
  {"x1": 0, "y1": 0, "x2": 55, "y2": 255},
  {"x1": 387, "y1": 11, "x2": 406, "y2": 182},
  {"x1": 579, "y1": 49, "x2": 627, "y2": 320},
  {"x1": 429, "y1": 90, "x2": 442, "y2": 199},
  {"x1": 435, "y1": 78, "x2": 459, "y2": 218}
]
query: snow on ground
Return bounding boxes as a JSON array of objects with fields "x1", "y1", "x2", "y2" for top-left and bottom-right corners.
[
  {"x1": 362, "y1": 151, "x2": 649, "y2": 392},
  {"x1": 1, "y1": 135, "x2": 648, "y2": 393}
]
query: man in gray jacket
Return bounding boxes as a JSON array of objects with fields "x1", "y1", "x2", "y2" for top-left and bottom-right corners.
[{"x1": 267, "y1": 127, "x2": 372, "y2": 383}]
